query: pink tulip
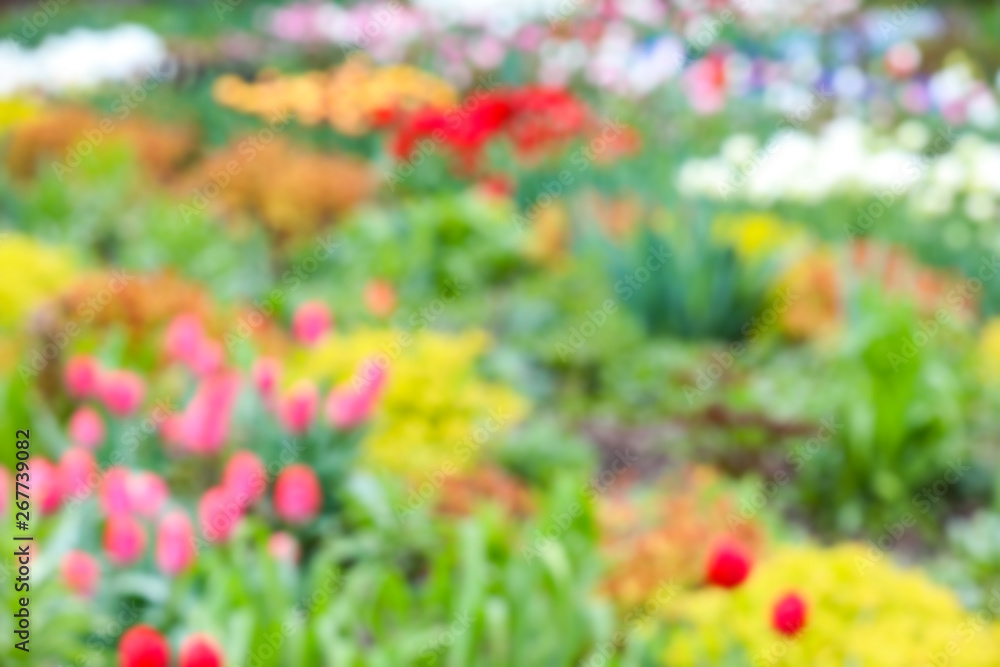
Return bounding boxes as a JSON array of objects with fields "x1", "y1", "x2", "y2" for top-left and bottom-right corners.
[
  {"x1": 61, "y1": 550, "x2": 100, "y2": 597},
  {"x1": 251, "y1": 357, "x2": 282, "y2": 400},
  {"x1": 267, "y1": 532, "x2": 300, "y2": 563},
  {"x1": 30, "y1": 457, "x2": 62, "y2": 514},
  {"x1": 164, "y1": 313, "x2": 204, "y2": 364},
  {"x1": 273, "y1": 465, "x2": 322, "y2": 524},
  {"x1": 277, "y1": 380, "x2": 319, "y2": 434},
  {"x1": 199, "y1": 486, "x2": 241, "y2": 542},
  {"x1": 222, "y1": 451, "x2": 267, "y2": 507},
  {"x1": 190, "y1": 339, "x2": 224, "y2": 377},
  {"x1": 97, "y1": 369, "x2": 145, "y2": 417},
  {"x1": 104, "y1": 514, "x2": 147, "y2": 565},
  {"x1": 100, "y1": 467, "x2": 133, "y2": 515},
  {"x1": 176, "y1": 372, "x2": 240, "y2": 453},
  {"x1": 325, "y1": 359, "x2": 387, "y2": 429},
  {"x1": 68, "y1": 406, "x2": 106, "y2": 449},
  {"x1": 127, "y1": 471, "x2": 169, "y2": 518},
  {"x1": 0, "y1": 468, "x2": 9, "y2": 515},
  {"x1": 291, "y1": 301, "x2": 332, "y2": 345},
  {"x1": 155, "y1": 510, "x2": 196, "y2": 576},
  {"x1": 64, "y1": 355, "x2": 101, "y2": 398},
  {"x1": 58, "y1": 447, "x2": 97, "y2": 499}
]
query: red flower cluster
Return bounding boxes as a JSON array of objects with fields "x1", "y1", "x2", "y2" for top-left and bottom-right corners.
[
  {"x1": 391, "y1": 86, "x2": 592, "y2": 171},
  {"x1": 119, "y1": 626, "x2": 225, "y2": 667}
]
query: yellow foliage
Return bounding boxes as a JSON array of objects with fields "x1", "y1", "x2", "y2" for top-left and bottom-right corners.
[
  {"x1": 663, "y1": 543, "x2": 1000, "y2": 667},
  {"x1": 289, "y1": 329, "x2": 529, "y2": 476}
]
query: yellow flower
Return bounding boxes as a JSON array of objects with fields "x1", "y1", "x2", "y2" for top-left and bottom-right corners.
[
  {"x1": 977, "y1": 318, "x2": 1000, "y2": 383},
  {"x1": 0, "y1": 97, "x2": 38, "y2": 135},
  {"x1": 0, "y1": 234, "x2": 77, "y2": 328},
  {"x1": 288, "y1": 329, "x2": 529, "y2": 476},
  {"x1": 712, "y1": 213, "x2": 807, "y2": 263},
  {"x1": 662, "y1": 543, "x2": 1000, "y2": 666}
]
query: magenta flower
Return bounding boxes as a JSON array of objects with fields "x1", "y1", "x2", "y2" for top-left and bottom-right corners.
[
  {"x1": 68, "y1": 406, "x2": 106, "y2": 449},
  {"x1": 251, "y1": 356, "x2": 282, "y2": 400},
  {"x1": 199, "y1": 485, "x2": 241, "y2": 542},
  {"x1": 223, "y1": 450, "x2": 267, "y2": 507},
  {"x1": 104, "y1": 514, "x2": 147, "y2": 565},
  {"x1": 97, "y1": 369, "x2": 145, "y2": 417},
  {"x1": 100, "y1": 467, "x2": 133, "y2": 515},
  {"x1": 291, "y1": 301, "x2": 332, "y2": 346},
  {"x1": 60, "y1": 549, "x2": 100, "y2": 597},
  {"x1": 325, "y1": 358, "x2": 388, "y2": 429},
  {"x1": 176, "y1": 372, "x2": 240, "y2": 453},
  {"x1": 155, "y1": 510, "x2": 196, "y2": 576},
  {"x1": 64, "y1": 355, "x2": 101, "y2": 398},
  {"x1": 273, "y1": 464, "x2": 322, "y2": 524},
  {"x1": 164, "y1": 313, "x2": 204, "y2": 364},
  {"x1": 277, "y1": 380, "x2": 319, "y2": 434},
  {"x1": 58, "y1": 447, "x2": 97, "y2": 499},
  {"x1": 126, "y1": 471, "x2": 169, "y2": 519},
  {"x1": 29, "y1": 457, "x2": 62, "y2": 514}
]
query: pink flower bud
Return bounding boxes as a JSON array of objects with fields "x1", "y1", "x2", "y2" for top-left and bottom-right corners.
[
  {"x1": 104, "y1": 514, "x2": 147, "y2": 565},
  {"x1": 127, "y1": 471, "x2": 169, "y2": 518},
  {"x1": 30, "y1": 457, "x2": 62, "y2": 514},
  {"x1": 251, "y1": 357, "x2": 282, "y2": 400},
  {"x1": 64, "y1": 355, "x2": 101, "y2": 399},
  {"x1": 267, "y1": 532, "x2": 300, "y2": 563},
  {"x1": 325, "y1": 358, "x2": 387, "y2": 429},
  {"x1": 199, "y1": 486, "x2": 241, "y2": 542},
  {"x1": 291, "y1": 301, "x2": 332, "y2": 345},
  {"x1": 223, "y1": 451, "x2": 267, "y2": 507},
  {"x1": 155, "y1": 510, "x2": 196, "y2": 576},
  {"x1": 97, "y1": 369, "x2": 145, "y2": 417},
  {"x1": 58, "y1": 447, "x2": 97, "y2": 500},
  {"x1": 164, "y1": 313, "x2": 204, "y2": 364},
  {"x1": 60, "y1": 549, "x2": 100, "y2": 597},
  {"x1": 273, "y1": 465, "x2": 322, "y2": 524},
  {"x1": 0, "y1": 468, "x2": 9, "y2": 515},
  {"x1": 364, "y1": 280, "x2": 397, "y2": 318},
  {"x1": 180, "y1": 633, "x2": 226, "y2": 667},
  {"x1": 277, "y1": 380, "x2": 318, "y2": 434},
  {"x1": 100, "y1": 467, "x2": 133, "y2": 515},
  {"x1": 68, "y1": 406, "x2": 106, "y2": 449},
  {"x1": 176, "y1": 372, "x2": 240, "y2": 453}
]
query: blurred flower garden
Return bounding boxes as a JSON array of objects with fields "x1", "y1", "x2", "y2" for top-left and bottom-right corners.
[{"x1": 4, "y1": 0, "x2": 1000, "y2": 664}]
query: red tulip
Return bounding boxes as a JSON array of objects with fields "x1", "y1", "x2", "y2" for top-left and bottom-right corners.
[
  {"x1": 164, "y1": 313, "x2": 204, "y2": 364},
  {"x1": 772, "y1": 592, "x2": 807, "y2": 636},
  {"x1": 222, "y1": 451, "x2": 267, "y2": 506},
  {"x1": 29, "y1": 457, "x2": 62, "y2": 514},
  {"x1": 199, "y1": 486, "x2": 241, "y2": 542},
  {"x1": 291, "y1": 301, "x2": 332, "y2": 345},
  {"x1": 104, "y1": 514, "x2": 147, "y2": 566},
  {"x1": 58, "y1": 447, "x2": 97, "y2": 499},
  {"x1": 64, "y1": 355, "x2": 101, "y2": 398},
  {"x1": 273, "y1": 465, "x2": 322, "y2": 524},
  {"x1": 156, "y1": 510, "x2": 196, "y2": 576},
  {"x1": 97, "y1": 369, "x2": 145, "y2": 417},
  {"x1": 277, "y1": 380, "x2": 318, "y2": 434},
  {"x1": 68, "y1": 406, "x2": 106, "y2": 449},
  {"x1": 705, "y1": 541, "x2": 752, "y2": 588},
  {"x1": 119, "y1": 625, "x2": 170, "y2": 667},
  {"x1": 60, "y1": 549, "x2": 100, "y2": 597},
  {"x1": 180, "y1": 633, "x2": 225, "y2": 667}
]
